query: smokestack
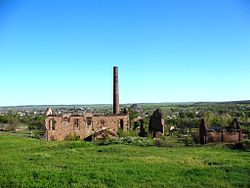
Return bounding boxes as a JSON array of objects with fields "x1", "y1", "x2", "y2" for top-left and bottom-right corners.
[{"x1": 113, "y1": 66, "x2": 119, "y2": 115}]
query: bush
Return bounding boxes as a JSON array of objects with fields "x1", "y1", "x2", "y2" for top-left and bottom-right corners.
[
  {"x1": 30, "y1": 130, "x2": 44, "y2": 139},
  {"x1": 184, "y1": 136, "x2": 195, "y2": 146},
  {"x1": 191, "y1": 132, "x2": 199, "y2": 144},
  {"x1": 177, "y1": 134, "x2": 195, "y2": 146},
  {"x1": 27, "y1": 115, "x2": 45, "y2": 131},
  {"x1": 117, "y1": 129, "x2": 139, "y2": 137},
  {"x1": 226, "y1": 140, "x2": 250, "y2": 151},
  {"x1": 65, "y1": 133, "x2": 81, "y2": 141},
  {"x1": 154, "y1": 138, "x2": 169, "y2": 147},
  {"x1": 97, "y1": 136, "x2": 155, "y2": 147},
  {"x1": 117, "y1": 129, "x2": 126, "y2": 137},
  {"x1": 8, "y1": 124, "x2": 17, "y2": 131}
]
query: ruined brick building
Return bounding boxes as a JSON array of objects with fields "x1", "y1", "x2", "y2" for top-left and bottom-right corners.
[
  {"x1": 45, "y1": 66, "x2": 129, "y2": 141},
  {"x1": 132, "y1": 109, "x2": 165, "y2": 138},
  {"x1": 148, "y1": 108, "x2": 164, "y2": 137},
  {"x1": 199, "y1": 118, "x2": 242, "y2": 144}
]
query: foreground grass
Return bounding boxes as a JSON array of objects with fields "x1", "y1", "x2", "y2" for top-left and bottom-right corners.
[{"x1": 0, "y1": 133, "x2": 249, "y2": 187}]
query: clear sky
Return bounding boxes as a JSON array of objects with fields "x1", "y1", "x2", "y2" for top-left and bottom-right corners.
[{"x1": 0, "y1": 0, "x2": 250, "y2": 106}]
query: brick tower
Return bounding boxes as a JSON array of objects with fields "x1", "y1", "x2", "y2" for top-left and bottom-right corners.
[{"x1": 113, "y1": 66, "x2": 119, "y2": 115}]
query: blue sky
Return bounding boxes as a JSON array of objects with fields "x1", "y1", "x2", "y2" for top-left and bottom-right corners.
[{"x1": 0, "y1": 0, "x2": 250, "y2": 106}]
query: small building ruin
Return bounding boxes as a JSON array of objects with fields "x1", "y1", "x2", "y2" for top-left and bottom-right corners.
[
  {"x1": 133, "y1": 116, "x2": 147, "y2": 137},
  {"x1": 148, "y1": 108, "x2": 164, "y2": 137},
  {"x1": 199, "y1": 118, "x2": 242, "y2": 144}
]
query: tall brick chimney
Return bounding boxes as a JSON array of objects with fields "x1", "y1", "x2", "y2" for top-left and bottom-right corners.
[{"x1": 113, "y1": 66, "x2": 119, "y2": 115}]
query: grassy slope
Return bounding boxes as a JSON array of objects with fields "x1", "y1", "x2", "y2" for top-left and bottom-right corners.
[{"x1": 0, "y1": 134, "x2": 249, "y2": 188}]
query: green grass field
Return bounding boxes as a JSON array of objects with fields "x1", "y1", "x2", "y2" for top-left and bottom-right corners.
[{"x1": 0, "y1": 133, "x2": 249, "y2": 188}]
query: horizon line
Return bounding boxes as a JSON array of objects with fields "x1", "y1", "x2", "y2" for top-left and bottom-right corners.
[{"x1": 1, "y1": 99, "x2": 250, "y2": 108}]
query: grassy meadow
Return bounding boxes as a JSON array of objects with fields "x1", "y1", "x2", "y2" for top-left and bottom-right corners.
[{"x1": 0, "y1": 133, "x2": 249, "y2": 188}]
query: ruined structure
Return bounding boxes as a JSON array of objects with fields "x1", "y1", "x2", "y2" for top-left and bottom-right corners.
[
  {"x1": 44, "y1": 67, "x2": 129, "y2": 141},
  {"x1": 45, "y1": 108, "x2": 52, "y2": 116},
  {"x1": 45, "y1": 112, "x2": 128, "y2": 141},
  {"x1": 133, "y1": 116, "x2": 147, "y2": 137},
  {"x1": 148, "y1": 109, "x2": 164, "y2": 137},
  {"x1": 199, "y1": 118, "x2": 242, "y2": 144},
  {"x1": 133, "y1": 116, "x2": 144, "y2": 130}
]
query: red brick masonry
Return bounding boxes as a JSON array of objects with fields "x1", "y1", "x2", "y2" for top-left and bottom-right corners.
[
  {"x1": 199, "y1": 119, "x2": 242, "y2": 144},
  {"x1": 45, "y1": 112, "x2": 129, "y2": 141}
]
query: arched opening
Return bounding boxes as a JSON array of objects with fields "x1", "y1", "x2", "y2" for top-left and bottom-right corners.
[
  {"x1": 49, "y1": 119, "x2": 56, "y2": 130},
  {"x1": 63, "y1": 117, "x2": 68, "y2": 126},
  {"x1": 74, "y1": 119, "x2": 80, "y2": 129},
  {"x1": 86, "y1": 117, "x2": 92, "y2": 126}
]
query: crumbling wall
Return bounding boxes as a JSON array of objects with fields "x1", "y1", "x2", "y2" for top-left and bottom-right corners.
[
  {"x1": 45, "y1": 114, "x2": 129, "y2": 141},
  {"x1": 199, "y1": 118, "x2": 242, "y2": 144},
  {"x1": 205, "y1": 131, "x2": 242, "y2": 143}
]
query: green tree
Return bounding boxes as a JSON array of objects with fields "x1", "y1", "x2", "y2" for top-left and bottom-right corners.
[
  {"x1": 8, "y1": 115, "x2": 19, "y2": 131},
  {"x1": 221, "y1": 113, "x2": 232, "y2": 126}
]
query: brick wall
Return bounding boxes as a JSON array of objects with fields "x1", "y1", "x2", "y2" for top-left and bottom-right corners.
[
  {"x1": 205, "y1": 130, "x2": 242, "y2": 143},
  {"x1": 45, "y1": 114, "x2": 129, "y2": 141}
]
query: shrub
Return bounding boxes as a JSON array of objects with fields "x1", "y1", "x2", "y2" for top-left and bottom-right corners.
[
  {"x1": 65, "y1": 133, "x2": 81, "y2": 141},
  {"x1": 96, "y1": 136, "x2": 155, "y2": 147},
  {"x1": 183, "y1": 136, "x2": 195, "y2": 146},
  {"x1": 227, "y1": 140, "x2": 250, "y2": 151},
  {"x1": 191, "y1": 132, "x2": 199, "y2": 144},
  {"x1": 177, "y1": 134, "x2": 195, "y2": 146},
  {"x1": 30, "y1": 130, "x2": 42, "y2": 139},
  {"x1": 154, "y1": 138, "x2": 169, "y2": 147},
  {"x1": 117, "y1": 129, "x2": 126, "y2": 137},
  {"x1": 8, "y1": 124, "x2": 17, "y2": 131}
]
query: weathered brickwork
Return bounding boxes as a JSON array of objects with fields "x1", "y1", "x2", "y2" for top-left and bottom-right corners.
[
  {"x1": 45, "y1": 112, "x2": 129, "y2": 141},
  {"x1": 199, "y1": 118, "x2": 242, "y2": 144}
]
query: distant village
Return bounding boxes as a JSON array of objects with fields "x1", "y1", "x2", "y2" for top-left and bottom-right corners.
[
  {"x1": 0, "y1": 106, "x2": 95, "y2": 116},
  {"x1": 0, "y1": 103, "x2": 249, "y2": 119}
]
